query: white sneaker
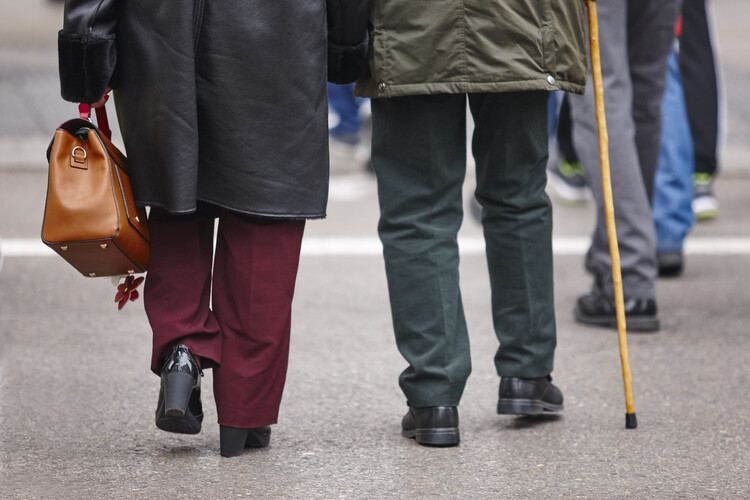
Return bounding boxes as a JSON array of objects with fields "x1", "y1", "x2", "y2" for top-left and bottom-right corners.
[
  {"x1": 547, "y1": 160, "x2": 591, "y2": 203},
  {"x1": 692, "y1": 173, "x2": 719, "y2": 221}
]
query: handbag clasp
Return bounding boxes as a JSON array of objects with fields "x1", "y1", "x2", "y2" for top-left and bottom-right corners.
[{"x1": 70, "y1": 146, "x2": 88, "y2": 170}]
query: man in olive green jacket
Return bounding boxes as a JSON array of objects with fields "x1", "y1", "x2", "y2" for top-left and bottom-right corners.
[{"x1": 356, "y1": 0, "x2": 588, "y2": 446}]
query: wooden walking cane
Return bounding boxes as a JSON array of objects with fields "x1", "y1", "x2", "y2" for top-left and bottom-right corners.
[{"x1": 585, "y1": 0, "x2": 637, "y2": 429}]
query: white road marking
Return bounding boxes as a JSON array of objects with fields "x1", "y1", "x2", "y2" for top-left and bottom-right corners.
[
  {"x1": 2, "y1": 239, "x2": 56, "y2": 257},
  {"x1": 4, "y1": 237, "x2": 750, "y2": 257}
]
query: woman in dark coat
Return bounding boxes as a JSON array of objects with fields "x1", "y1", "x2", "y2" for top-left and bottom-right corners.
[{"x1": 58, "y1": 0, "x2": 368, "y2": 457}]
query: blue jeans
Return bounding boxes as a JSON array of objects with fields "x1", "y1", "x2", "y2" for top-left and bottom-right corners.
[
  {"x1": 547, "y1": 91, "x2": 560, "y2": 136},
  {"x1": 652, "y1": 47, "x2": 695, "y2": 254},
  {"x1": 327, "y1": 83, "x2": 364, "y2": 136}
]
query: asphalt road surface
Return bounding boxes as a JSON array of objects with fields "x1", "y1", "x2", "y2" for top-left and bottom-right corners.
[{"x1": 1, "y1": 1, "x2": 749, "y2": 498}]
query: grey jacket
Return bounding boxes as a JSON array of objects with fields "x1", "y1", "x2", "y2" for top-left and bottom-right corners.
[{"x1": 59, "y1": 0, "x2": 368, "y2": 218}]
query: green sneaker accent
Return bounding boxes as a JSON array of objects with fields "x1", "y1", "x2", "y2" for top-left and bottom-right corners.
[
  {"x1": 695, "y1": 208, "x2": 719, "y2": 221},
  {"x1": 693, "y1": 172, "x2": 713, "y2": 186},
  {"x1": 692, "y1": 174, "x2": 719, "y2": 220},
  {"x1": 558, "y1": 160, "x2": 584, "y2": 178}
]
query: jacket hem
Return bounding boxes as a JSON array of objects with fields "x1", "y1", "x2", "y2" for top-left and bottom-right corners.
[
  {"x1": 139, "y1": 198, "x2": 327, "y2": 221},
  {"x1": 355, "y1": 78, "x2": 585, "y2": 99}
]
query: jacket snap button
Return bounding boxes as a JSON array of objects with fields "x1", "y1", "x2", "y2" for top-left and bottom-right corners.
[
  {"x1": 547, "y1": 75, "x2": 556, "y2": 86},
  {"x1": 378, "y1": 82, "x2": 387, "y2": 91}
]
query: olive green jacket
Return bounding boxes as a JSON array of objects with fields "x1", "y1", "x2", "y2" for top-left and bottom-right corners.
[{"x1": 356, "y1": 0, "x2": 587, "y2": 98}]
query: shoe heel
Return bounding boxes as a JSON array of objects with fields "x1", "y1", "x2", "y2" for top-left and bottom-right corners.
[
  {"x1": 245, "y1": 426, "x2": 271, "y2": 448},
  {"x1": 414, "y1": 428, "x2": 460, "y2": 447},
  {"x1": 163, "y1": 372, "x2": 195, "y2": 417},
  {"x1": 220, "y1": 426, "x2": 251, "y2": 458},
  {"x1": 497, "y1": 399, "x2": 543, "y2": 416},
  {"x1": 220, "y1": 426, "x2": 271, "y2": 457}
]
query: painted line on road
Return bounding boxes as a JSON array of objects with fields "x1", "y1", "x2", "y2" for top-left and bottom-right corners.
[
  {"x1": 2, "y1": 239, "x2": 57, "y2": 257},
  {"x1": 4, "y1": 237, "x2": 750, "y2": 257}
]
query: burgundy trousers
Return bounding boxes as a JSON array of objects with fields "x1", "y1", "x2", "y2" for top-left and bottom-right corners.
[{"x1": 144, "y1": 206, "x2": 305, "y2": 428}]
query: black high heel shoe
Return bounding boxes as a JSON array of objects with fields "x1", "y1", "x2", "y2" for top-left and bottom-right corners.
[
  {"x1": 219, "y1": 425, "x2": 271, "y2": 457},
  {"x1": 155, "y1": 345, "x2": 203, "y2": 434}
]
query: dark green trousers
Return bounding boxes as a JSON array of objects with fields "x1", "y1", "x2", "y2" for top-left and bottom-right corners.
[{"x1": 371, "y1": 92, "x2": 556, "y2": 407}]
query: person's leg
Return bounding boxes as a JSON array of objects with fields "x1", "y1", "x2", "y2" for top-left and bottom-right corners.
[
  {"x1": 547, "y1": 91, "x2": 560, "y2": 137},
  {"x1": 144, "y1": 204, "x2": 223, "y2": 374},
  {"x1": 680, "y1": 0, "x2": 718, "y2": 178},
  {"x1": 211, "y1": 211, "x2": 305, "y2": 428},
  {"x1": 328, "y1": 82, "x2": 363, "y2": 139},
  {"x1": 469, "y1": 91, "x2": 556, "y2": 379},
  {"x1": 328, "y1": 83, "x2": 369, "y2": 169},
  {"x1": 568, "y1": 0, "x2": 659, "y2": 331},
  {"x1": 557, "y1": 95, "x2": 580, "y2": 166},
  {"x1": 627, "y1": 0, "x2": 682, "y2": 201},
  {"x1": 680, "y1": 0, "x2": 720, "y2": 220},
  {"x1": 652, "y1": 46, "x2": 695, "y2": 276},
  {"x1": 568, "y1": 0, "x2": 658, "y2": 301},
  {"x1": 547, "y1": 93, "x2": 589, "y2": 203},
  {"x1": 371, "y1": 93, "x2": 471, "y2": 408}
]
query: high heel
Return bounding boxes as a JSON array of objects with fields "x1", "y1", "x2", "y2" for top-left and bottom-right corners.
[
  {"x1": 220, "y1": 425, "x2": 271, "y2": 457},
  {"x1": 155, "y1": 345, "x2": 203, "y2": 434}
]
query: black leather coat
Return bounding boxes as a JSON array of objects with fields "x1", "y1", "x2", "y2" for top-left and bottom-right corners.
[{"x1": 59, "y1": 0, "x2": 368, "y2": 218}]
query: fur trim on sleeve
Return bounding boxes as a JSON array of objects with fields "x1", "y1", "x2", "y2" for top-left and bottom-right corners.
[
  {"x1": 328, "y1": 33, "x2": 369, "y2": 85},
  {"x1": 58, "y1": 31, "x2": 117, "y2": 103}
]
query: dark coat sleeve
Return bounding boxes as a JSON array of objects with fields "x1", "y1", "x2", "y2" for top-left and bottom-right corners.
[
  {"x1": 58, "y1": 0, "x2": 118, "y2": 103},
  {"x1": 326, "y1": 0, "x2": 369, "y2": 84}
]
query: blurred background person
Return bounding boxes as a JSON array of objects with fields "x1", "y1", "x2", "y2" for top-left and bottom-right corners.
[
  {"x1": 546, "y1": 2, "x2": 722, "y2": 278},
  {"x1": 328, "y1": 83, "x2": 371, "y2": 171},
  {"x1": 568, "y1": 0, "x2": 681, "y2": 332},
  {"x1": 652, "y1": 30, "x2": 695, "y2": 277},
  {"x1": 680, "y1": 0, "x2": 722, "y2": 221},
  {"x1": 547, "y1": 93, "x2": 589, "y2": 204}
]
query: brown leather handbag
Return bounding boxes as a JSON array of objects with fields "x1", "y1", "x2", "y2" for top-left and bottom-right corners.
[{"x1": 42, "y1": 103, "x2": 150, "y2": 277}]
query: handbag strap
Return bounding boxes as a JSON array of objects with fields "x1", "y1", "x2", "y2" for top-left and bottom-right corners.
[{"x1": 78, "y1": 98, "x2": 112, "y2": 140}]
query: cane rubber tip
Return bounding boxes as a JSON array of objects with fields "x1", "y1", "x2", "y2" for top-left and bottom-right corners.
[{"x1": 625, "y1": 412, "x2": 638, "y2": 429}]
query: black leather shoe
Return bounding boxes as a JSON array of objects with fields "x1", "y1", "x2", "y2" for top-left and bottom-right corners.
[
  {"x1": 574, "y1": 292, "x2": 659, "y2": 332},
  {"x1": 497, "y1": 376, "x2": 563, "y2": 415},
  {"x1": 401, "y1": 406, "x2": 459, "y2": 446},
  {"x1": 658, "y1": 251, "x2": 684, "y2": 277},
  {"x1": 155, "y1": 345, "x2": 203, "y2": 434},
  {"x1": 220, "y1": 425, "x2": 271, "y2": 457}
]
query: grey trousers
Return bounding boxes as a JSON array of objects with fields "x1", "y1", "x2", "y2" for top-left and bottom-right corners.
[{"x1": 568, "y1": 0, "x2": 680, "y2": 299}]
